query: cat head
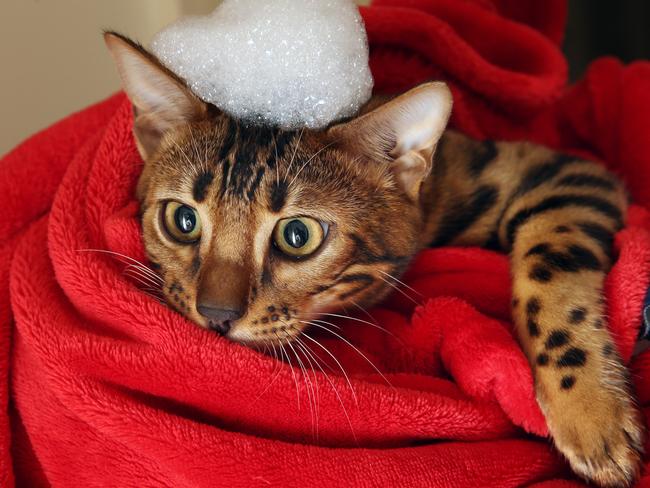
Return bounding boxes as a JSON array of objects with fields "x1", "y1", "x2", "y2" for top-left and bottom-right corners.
[{"x1": 105, "y1": 32, "x2": 452, "y2": 346}]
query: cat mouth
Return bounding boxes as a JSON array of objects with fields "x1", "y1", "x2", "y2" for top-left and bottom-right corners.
[{"x1": 226, "y1": 321, "x2": 306, "y2": 347}]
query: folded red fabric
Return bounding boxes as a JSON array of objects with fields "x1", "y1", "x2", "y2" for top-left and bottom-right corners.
[{"x1": 2, "y1": 1, "x2": 650, "y2": 486}]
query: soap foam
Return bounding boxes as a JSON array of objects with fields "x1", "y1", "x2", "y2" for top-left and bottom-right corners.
[{"x1": 151, "y1": 0, "x2": 373, "y2": 130}]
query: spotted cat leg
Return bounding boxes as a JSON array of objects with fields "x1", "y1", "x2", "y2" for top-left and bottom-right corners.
[{"x1": 510, "y1": 216, "x2": 645, "y2": 487}]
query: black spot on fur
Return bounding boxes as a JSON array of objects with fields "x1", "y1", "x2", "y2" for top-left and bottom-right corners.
[
  {"x1": 528, "y1": 318, "x2": 540, "y2": 337},
  {"x1": 270, "y1": 180, "x2": 288, "y2": 213},
  {"x1": 526, "y1": 243, "x2": 551, "y2": 257},
  {"x1": 506, "y1": 194, "x2": 623, "y2": 246},
  {"x1": 555, "y1": 225, "x2": 571, "y2": 234},
  {"x1": 545, "y1": 330, "x2": 570, "y2": 349},
  {"x1": 557, "y1": 347, "x2": 587, "y2": 367},
  {"x1": 267, "y1": 306, "x2": 276, "y2": 313},
  {"x1": 512, "y1": 297, "x2": 520, "y2": 308},
  {"x1": 537, "y1": 353, "x2": 549, "y2": 366},
  {"x1": 577, "y1": 221, "x2": 614, "y2": 257},
  {"x1": 530, "y1": 265, "x2": 553, "y2": 282},
  {"x1": 566, "y1": 245, "x2": 602, "y2": 271},
  {"x1": 555, "y1": 173, "x2": 616, "y2": 191},
  {"x1": 560, "y1": 375, "x2": 576, "y2": 389},
  {"x1": 261, "y1": 317, "x2": 269, "y2": 324},
  {"x1": 594, "y1": 318, "x2": 604, "y2": 329},
  {"x1": 527, "y1": 243, "x2": 602, "y2": 279},
  {"x1": 603, "y1": 343, "x2": 614, "y2": 357},
  {"x1": 431, "y1": 185, "x2": 499, "y2": 247},
  {"x1": 568, "y1": 307, "x2": 587, "y2": 324},
  {"x1": 526, "y1": 297, "x2": 541, "y2": 315},
  {"x1": 193, "y1": 171, "x2": 214, "y2": 202},
  {"x1": 271, "y1": 314, "x2": 279, "y2": 322},
  {"x1": 469, "y1": 140, "x2": 498, "y2": 176}
]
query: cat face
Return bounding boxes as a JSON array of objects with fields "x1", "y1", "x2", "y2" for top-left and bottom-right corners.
[{"x1": 105, "y1": 32, "x2": 452, "y2": 346}]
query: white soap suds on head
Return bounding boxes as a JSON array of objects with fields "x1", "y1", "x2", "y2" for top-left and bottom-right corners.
[{"x1": 151, "y1": 0, "x2": 374, "y2": 130}]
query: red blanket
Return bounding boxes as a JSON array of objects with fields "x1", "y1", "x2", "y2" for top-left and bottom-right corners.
[{"x1": 3, "y1": 0, "x2": 650, "y2": 486}]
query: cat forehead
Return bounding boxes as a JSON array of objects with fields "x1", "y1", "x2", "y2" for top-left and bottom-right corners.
[{"x1": 147, "y1": 118, "x2": 364, "y2": 211}]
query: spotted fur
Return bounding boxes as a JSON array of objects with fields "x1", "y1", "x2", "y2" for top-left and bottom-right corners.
[{"x1": 105, "y1": 32, "x2": 644, "y2": 487}]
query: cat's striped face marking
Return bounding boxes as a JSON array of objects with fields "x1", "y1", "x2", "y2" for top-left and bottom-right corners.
[{"x1": 138, "y1": 119, "x2": 426, "y2": 345}]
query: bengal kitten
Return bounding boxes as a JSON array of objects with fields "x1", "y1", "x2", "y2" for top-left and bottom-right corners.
[{"x1": 105, "y1": 32, "x2": 644, "y2": 486}]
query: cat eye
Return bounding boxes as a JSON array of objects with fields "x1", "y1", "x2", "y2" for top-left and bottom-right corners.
[
  {"x1": 163, "y1": 201, "x2": 202, "y2": 243},
  {"x1": 273, "y1": 217, "x2": 327, "y2": 258}
]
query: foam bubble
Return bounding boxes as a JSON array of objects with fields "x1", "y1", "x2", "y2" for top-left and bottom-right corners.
[{"x1": 151, "y1": 0, "x2": 373, "y2": 130}]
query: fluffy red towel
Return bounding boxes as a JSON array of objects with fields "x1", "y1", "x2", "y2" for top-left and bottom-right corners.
[{"x1": 2, "y1": 1, "x2": 650, "y2": 486}]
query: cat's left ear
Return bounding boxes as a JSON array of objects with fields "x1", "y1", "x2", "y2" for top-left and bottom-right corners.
[{"x1": 328, "y1": 82, "x2": 453, "y2": 200}]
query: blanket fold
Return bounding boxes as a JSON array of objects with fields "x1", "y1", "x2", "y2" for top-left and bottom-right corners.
[{"x1": 3, "y1": 1, "x2": 650, "y2": 486}]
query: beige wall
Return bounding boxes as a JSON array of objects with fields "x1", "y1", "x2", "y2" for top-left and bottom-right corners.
[
  {"x1": 0, "y1": 0, "x2": 219, "y2": 156},
  {"x1": 0, "y1": 0, "x2": 371, "y2": 156}
]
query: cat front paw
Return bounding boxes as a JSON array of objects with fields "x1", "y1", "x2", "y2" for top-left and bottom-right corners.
[{"x1": 544, "y1": 384, "x2": 645, "y2": 487}]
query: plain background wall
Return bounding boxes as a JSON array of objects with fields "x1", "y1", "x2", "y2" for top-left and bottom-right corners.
[{"x1": 0, "y1": 0, "x2": 371, "y2": 156}]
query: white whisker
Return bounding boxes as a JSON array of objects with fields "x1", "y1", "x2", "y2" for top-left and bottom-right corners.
[
  {"x1": 378, "y1": 275, "x2": 421, "y2": 306},
  {"x1": 275, "y1": 332, "x2": 301, "y2": 411},
  {"x1": 298, "y1": 332, "x2": 358, "y2": 444},
  {"x1": 283, "y1": 128, "x2": 304, "y2": 183},
  {"x1": 285, "y1": 333, "x2": 318, "y2": 440},
  {"x1": 288, "y1": 140, "x2": 337, "y2": 188},
  {"x1": 298, "y1": 326, "x2": 359, "y2": 406},
  {"x1": 77, "y1": 249, "x2": 162, "y2": 281},
  {"x1": 301, "y1": 311, "x2": 401, "y2": 342},
  {"x1": 123, "y1": 267, "x2": 163, "y2": 289},
  {"x1": 273, "y1": 132, "x2": 281, "y2": 187},
  {"x1": 378, "y1": 269, "x2": 423, "y2": 299},
  {"x1": 304, "y1": 320, "x2": 394, "y2": 389}
]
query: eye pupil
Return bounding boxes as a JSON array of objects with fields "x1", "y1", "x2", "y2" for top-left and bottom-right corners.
[
  {"x1": 174, "y1": 206, "x2": 196, "y2": 234},
  {"x1": 284, "y1": 220, "x2": 309, "y2": 248}
]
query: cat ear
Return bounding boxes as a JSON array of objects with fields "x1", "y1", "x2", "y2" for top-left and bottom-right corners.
[
  {"x1": 104, "y1": 31, "x2": 209, "y2": 160},
  {"x1": 329, "y1": 82, "x2": 453, "y2": 200}
]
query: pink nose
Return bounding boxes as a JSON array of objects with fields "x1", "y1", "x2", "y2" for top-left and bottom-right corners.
[{"x1": 196, "y1": 305, "x2": 242, "y2": 335}]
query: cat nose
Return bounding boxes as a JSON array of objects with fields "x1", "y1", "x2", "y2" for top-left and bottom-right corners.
[{"x1": 197, "y1": 305, "x2": 242, "y2": 335}]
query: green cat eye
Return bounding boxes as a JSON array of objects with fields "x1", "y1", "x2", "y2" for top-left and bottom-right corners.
[
  {"x1": 273, "y1": 217, "x2": 326, "y2": 258},
  {"x1": 163, "y1": 201, "x2": 202, "y2": 243}
]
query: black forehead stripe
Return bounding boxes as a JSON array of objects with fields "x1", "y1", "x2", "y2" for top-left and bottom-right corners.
[
  {"x1": 192, "y1": 170, "x2": 214, "y2": 202},
  {"x1": 247, "y1": 166, "x2": 266, "y2": 201},
  {"x1": 269, "y1": 180, "x2": 288, "y2": 212},
  {"x1": 267, "y1": 131, "x2": 296, "y2": 169},
  {"x1": 253, "y1": 126, "x2": 275, "y2": 148},
  {"x1": 229, "y1": 126, "x2": 265, "y2": 197},
  {"x1": 217, "y1": 118, "x2": 238, "y2": 163},
  {"x1": 219, "y1": 160, "x2": 231, "y2": 197}
]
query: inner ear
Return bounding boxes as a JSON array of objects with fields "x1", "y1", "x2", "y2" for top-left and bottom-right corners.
[
  {"x1": 104, "y1": 31, "x2": 209, "y2": 160},
  {"x1": 329, "y1": 82, "x2": 453, "y2": 199}
]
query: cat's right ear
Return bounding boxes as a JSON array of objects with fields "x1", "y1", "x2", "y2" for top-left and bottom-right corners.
[{"x1": 104, "y1": 32, "x2": 209, "y2": 160}]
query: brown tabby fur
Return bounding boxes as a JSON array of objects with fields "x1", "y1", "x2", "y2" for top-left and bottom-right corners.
[{"x1": 105, "y1": 32, "x2": 645, "y2": 487}]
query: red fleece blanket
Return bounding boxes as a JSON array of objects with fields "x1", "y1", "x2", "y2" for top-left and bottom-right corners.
[{"x1": 3, "y1": 1, "x2": 650, "y2": 486}]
